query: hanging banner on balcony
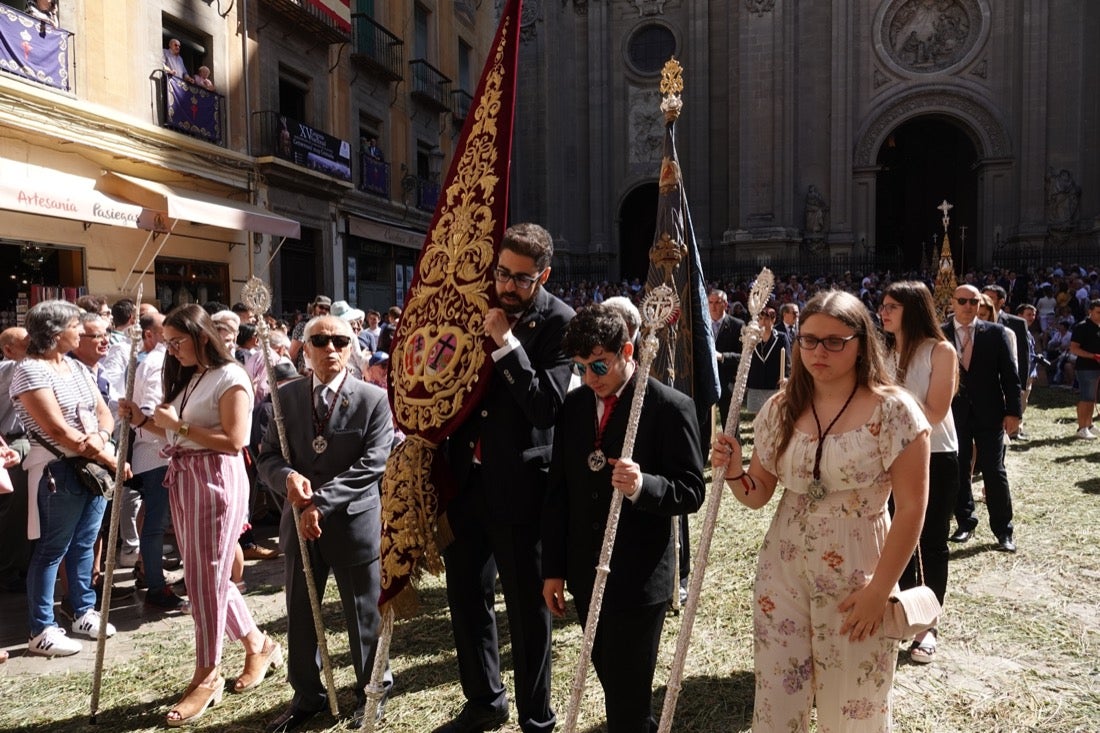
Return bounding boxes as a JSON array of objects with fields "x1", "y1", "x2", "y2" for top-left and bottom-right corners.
[
  {"x1": 304, "y1": 0, "x2": 351, "y2": 34},
  {"x1": 0, "y1": 7, "x2": 70, "y2": 91},
  {"x1": 274, "y1": 114, "x2": 352, "y2": 182},
  {"x1": 166, "y1": 78, "x2": 222, "y2": 144}
]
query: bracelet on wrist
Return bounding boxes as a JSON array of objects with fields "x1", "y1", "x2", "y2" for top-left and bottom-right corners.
[{"x1": 730, "y1": 471, "x2": 756, "y2": 496}]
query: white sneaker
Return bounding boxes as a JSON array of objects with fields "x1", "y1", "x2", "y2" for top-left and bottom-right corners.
[
  {"x1": 72, "y1": 609, "x2": 116, "y2": 639},
  {"x1": 117, "y1": 549, "x2": 142, "y2": 568},
  {"x1": 28, "y1": 626, "x2": 82, "y2": 657},
  {"x1": 1076, "y1": 427, "x2": 1096, "y2": 440}
]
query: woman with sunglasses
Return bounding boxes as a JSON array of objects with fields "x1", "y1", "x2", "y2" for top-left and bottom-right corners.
[
  {"x1": 120, "y1": 304, "x2": 279, "y2": 726},
  {"x1": 712, "y1": 290, "x2": 930, "y2": 732},
  {"x1": 879, "y1": 281, "x2": 959, "y2": 664}
]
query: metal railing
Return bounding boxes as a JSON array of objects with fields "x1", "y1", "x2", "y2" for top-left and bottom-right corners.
[
  {"x1": 451, "y1": 89, "x2": 474, "y2": 124},
  {"x1": 251, "y1": 110, "x2": 352, "y2": 182},
  {"x1": 409, "y1": 59, "x2": 451, "y2": 112},
  {"x1": 350, "y1": 14, "x2": 403, "y2": 81},
  {"x1": 152, "y1": 70, "x2": 224, "y2": 145},
  {"x1": 360, "y1": 151, "x2": 390, "y2": 197}
]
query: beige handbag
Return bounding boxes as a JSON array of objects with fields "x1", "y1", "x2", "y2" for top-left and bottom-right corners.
[{"x1": 882, "y1": 545, "x2": 941, "y2": 640}]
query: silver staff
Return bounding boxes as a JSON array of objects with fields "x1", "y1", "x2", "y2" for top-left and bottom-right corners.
[
  {"x1": 242, "y1": 277, "x2": 339, "y2": 718},
  {"x1": 359, "y1": 605, "x2": 393, "y2": 731},
  {"x1": 563, "y1": 284, "x2": 679, "y2": 733},
  {"x1": 657, "y1": 268, "x2": 774, "y2": 733},
  {"x1": 90, "y1": 284, "x2": 144, "y2": 723}
]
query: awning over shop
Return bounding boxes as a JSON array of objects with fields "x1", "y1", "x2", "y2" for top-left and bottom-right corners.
[
  {"x1": 97, "y1": 172, "x2": 301, "y2": 239},
  {"x1": 0, "y1": 176, "x2": 164, "y2": 231}
]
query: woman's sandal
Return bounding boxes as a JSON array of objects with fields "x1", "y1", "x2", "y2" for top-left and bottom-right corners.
[
  {"x1": 166, "y1": 676, "x2": 224, "y2": 727},
  {"x1": 233, "y1": 634, "x2": 283, "y2": 692},
  {"x1": 909, "y1": 635, "x2": 937, "y2": 664}
]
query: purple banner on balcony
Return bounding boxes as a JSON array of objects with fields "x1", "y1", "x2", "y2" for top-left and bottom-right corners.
[
  {"x1": 166, "y1": 77, "x2": 221, "y2": 144},
  {"x1": 0, "y1": 8, "x2": 69, "y2": 91},
  {"x1": 360, "y1": 154, "x2": 389, "y2": 196},
  {"x1": 275, "y1": 115, "x2": 352, "y2": 182}
]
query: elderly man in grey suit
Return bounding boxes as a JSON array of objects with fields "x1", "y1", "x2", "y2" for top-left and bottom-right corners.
[{"x1": 258, "y1": 315, "x2": 394, "y2": 733}]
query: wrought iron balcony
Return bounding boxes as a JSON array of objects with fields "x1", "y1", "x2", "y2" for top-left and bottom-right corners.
[
  {"x1": 409, "y1": 59, "x2": 452, "y2": 114},
  {"x1": 359, "y1": 150, "x2": 390, "y2": 198},
  {"x1": 350, "y1": 14, "x2": 403, "y2": 82},
  {"x1": 0, "y1": 5, "x2": 75, "y2": 92},
  {"x1": 152, "y1": 71, "x2": 224, "y2": 146},
  {"x1": 252, "y1": 110, "x2": 352, "y2": 183},
  {"x1": 451, "y1": 89, "x2": 474, "y2": 124},
  {"x1": 259, "y1": 0, "x2": 350, "y2": 44}
]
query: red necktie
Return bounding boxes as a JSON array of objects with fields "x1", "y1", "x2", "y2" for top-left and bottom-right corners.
[{"x1": 597, "y1": 394, "x2": 618, "y2": 436}]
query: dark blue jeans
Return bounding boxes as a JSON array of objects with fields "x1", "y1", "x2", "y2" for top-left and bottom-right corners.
[
  {"x1": 132, "y1": 465, "x2": 170, "y2": 592},
  {"x1": 27, "y1": 460, "x2": 106, "y2": 636}
]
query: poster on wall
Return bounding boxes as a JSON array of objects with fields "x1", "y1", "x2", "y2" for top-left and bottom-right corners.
[
  {"x1": 274, "y1": 114, "x2": 352, "y2": 182},
  {"x1": 347, "y1": 256, "x2": 357, "y2": 305},
  {"x1": 395, "y1": 263, "x2": 406, "y2": 306}
]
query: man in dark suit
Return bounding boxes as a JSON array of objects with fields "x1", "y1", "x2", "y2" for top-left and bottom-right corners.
[
  {"x1": 943, "y1": 284, "x2": 1022, "y2": 553},
  {"x1": 434, "y1": 223, "x2": 574, "y2": 733},
  {"x1": 983, "y1": 284, "x2": 1030, "y2": 439},
  {"x1": 774, "y1": 302, "x2": 800, "y2": 375},
  {"x1": 542, "y1": 304, "x2": 705, "y2": 733},
  {"x1": 258, "y1": 315, "x2": 394, "y2": 733},
  {"x1": 708, "y1": 289, "x2": 744, "y2": 430}
]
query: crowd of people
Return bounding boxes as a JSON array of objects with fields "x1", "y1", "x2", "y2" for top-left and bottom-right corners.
[{"x1": 0, "y1": 248, "x2": 1096, "y2": 730}]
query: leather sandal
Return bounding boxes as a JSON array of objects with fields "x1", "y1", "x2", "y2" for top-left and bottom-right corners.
[
  {"x1": 909, "y1": 631, "x2": 937, "y2": 665},
  {"x1": 166, "y1": 676, "x2": 224, "y2": 727},
  {"x1": 233, "y1": 634, "x2": 283, "y2": 692}
]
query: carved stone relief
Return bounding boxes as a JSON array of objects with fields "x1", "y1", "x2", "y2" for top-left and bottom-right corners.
[
  {"x1": 628, "y1": 87, "x2": 664, "y2": 165},
  {"x1": 880, "y1": 0, "x2": 985, "y2": 74},
  {"x1": 745, "y1": 0, "x2": 775, "y2": 16},
  {"x1": 1046, "y1": 168, "x2": 1081, "y2": 229},
  {"x1": 633, "y1": 0, "x2": 668, "y2": 16},
  {"x1": 563, "y1": 0, "x2": 588, "y2": 16}
]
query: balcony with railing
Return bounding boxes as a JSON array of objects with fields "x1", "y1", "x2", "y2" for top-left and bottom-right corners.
[
  {"x1": 350, "y1": 14, "x2": 403, "y2": 82},
  {"x1": 259, "y1": 0, "x2": 351, "y2": 44},
  {"x1": 152, "y1": 71, "x2": 225, "y2": 145},
  {"x1": 451, "y1": 89, "x2": 474, "y2": 125},
  {"x1": 359, "y1": 150, "x2": 390, "y2": 198},
  {"x1": 0, "y1": 5, "x2": 75, "y2": 93},
  {"x1": 252, "y1": 110, "x2": 352, "y2": 183},
  {"x1": 409, "y1": 59, "x2": 451, "y2": 114}
]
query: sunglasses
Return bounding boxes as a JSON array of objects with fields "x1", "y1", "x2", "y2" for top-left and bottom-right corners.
[
  {"x1": 308, "y1": 334, "x2": 351, "y2": 349},
  {"x1": 571, "y1": 359, "x2": 612, "y2": 377},
  {"x1": 955, "y1": 297, "x2": 980, "y2": 306},
  {"x1": 796, "y1": 334, "x2": 859, "y2": 352}
]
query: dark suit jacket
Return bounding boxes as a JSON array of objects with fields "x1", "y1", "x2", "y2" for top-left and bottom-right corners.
[
  {"x1": 446, "y1": 288, "x2": 575, "y2": 525},
  {"x1": 713, "y1": 314, "x2": 745, "y2": 394},
  {"x1": 257, "y1": 373, "x2": 393, "y2": 567},
  {"x1": 942, "y1": 319, "x2": 1022, "y2": 429},
  {"x1": 997, "y1": 311, "x2": 1030, "y2": 389},
  {"x1": 542, "y1": 376, "x2": 705, "y2": 613}
]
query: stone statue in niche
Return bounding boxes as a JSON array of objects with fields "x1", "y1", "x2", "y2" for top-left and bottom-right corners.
[
  {"x1": 804, "y1": 185, "x2": 829, "y2": 237},
  {"x1": 1046, "y1": 168, "x2": 1081, "y2": 229}
]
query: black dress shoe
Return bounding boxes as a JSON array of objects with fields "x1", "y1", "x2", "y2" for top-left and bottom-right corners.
[
  {"x1": 430, "y1": 704, "x2": 509, "y2": 733},
  {"x1": 948, "y1": 528, "x2": 973, "y2": 543},
  {"x1": 996, "y1": 535, "x2": 1017, "y2": 553},
  {"x1": 266, "y1": 706, "x2": 321, "y2": 733}
]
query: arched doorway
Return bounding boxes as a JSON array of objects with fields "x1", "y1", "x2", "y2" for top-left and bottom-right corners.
[
  {"x1": 618, "y1": 182, "x2": 658, "y2": 283},
  {"x1": 876, "y1": 117, "x2": 979, "y2": 271}
]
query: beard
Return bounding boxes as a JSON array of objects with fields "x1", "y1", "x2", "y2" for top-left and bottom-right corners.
[{"x1": 498, "y1": 283, "x2": 539, "y2": 315}]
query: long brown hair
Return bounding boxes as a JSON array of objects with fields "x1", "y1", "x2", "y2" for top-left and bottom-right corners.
[
  {"x1": 162, "y1": 304, "x2": 234, "y2": 402},
  {"x1": 882, "y1": 281, "x2": 948, "y2": 382},
  {"x1": 774, "y1": 290, "x2": 893, "y2": 460}
]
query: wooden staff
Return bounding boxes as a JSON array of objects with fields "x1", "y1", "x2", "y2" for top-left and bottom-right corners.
[
  {"x1": 563, "y1": 284, "x2": 679, "y2": 733},
  {"x1": 90, "y1": 284, "x2": 143, "y2": 723},
  {"x1": 359, "y1": 606, "x2": 393, "y2": 731},
  {"x1": 657, "y1": 268, "x2": 775, "y2": 733},
  {"x1": 242, "y1": 277, "x2": 339, "y2": 717}
]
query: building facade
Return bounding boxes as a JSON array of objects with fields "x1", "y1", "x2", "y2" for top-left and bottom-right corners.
[
  {"x1": 512, "y1": 0, "x2": 1099, "y2": 282},
  {"x1": 0, "y1": 0, "x2": 494, "y2": 325}
]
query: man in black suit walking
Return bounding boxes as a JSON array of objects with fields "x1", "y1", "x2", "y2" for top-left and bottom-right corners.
[
  {"x1": 542, "y1": 304, "x2": 705, "y2": 733},
  {"x1": 707, "y1": 289, "x2": 744, "y2": 430},
  {"x1": 434, "y1": 223, "x2": 574, "y2": 733},
  {"x1": 943, "y1": 284, "x2": 1022, "y2": 553},
  {"x1": 983, "y1": 284, "x2": 1030, "y2": 437}
]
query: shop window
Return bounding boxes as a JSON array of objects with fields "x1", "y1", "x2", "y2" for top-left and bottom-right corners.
[
  {"x1": 0, "y1": 240, "x2": 85, "y2": 327},
  {"x1": 154, "y1": 257, "x2": 230, "y2": 313}
]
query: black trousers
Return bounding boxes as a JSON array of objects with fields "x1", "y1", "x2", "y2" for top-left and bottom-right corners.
[
  {"x1": 574, "y1": 596, "x2": 667, "y2": 733},
  {"x1": 955, "y1": 420, "x2": 1014, "y2": 537},
  {"x1": 442, "y1": 469, "x2": 554, "y2": 733},
  {"x1": 900, "y1": 451, "x2": 959, "y2": 606}
]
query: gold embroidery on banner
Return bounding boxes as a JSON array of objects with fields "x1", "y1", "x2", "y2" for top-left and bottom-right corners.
[{"x1": 389, "y1": 17, "x2": 511, "y2": 435}]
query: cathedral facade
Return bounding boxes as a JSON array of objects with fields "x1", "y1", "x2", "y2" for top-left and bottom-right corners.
[{"x1": 510, "y1": 0, "x2": 1099, "y2": 280}]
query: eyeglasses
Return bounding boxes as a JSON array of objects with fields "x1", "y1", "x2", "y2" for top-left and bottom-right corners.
[
  {"x1": 571, "y1": 358, "x2": 612, "y2": 377},
  {"x1": 80, "y1": 333, "x2": 109, "y2": 341},
  {"x1": 165, "y1": 336, "x2": 190, "y2": 352},
  {"x1": 878, "y1": 303, "x2": 902, "y2": 313},
  {"x1": 308, "y1": 334, "x2": 352, "y2": 350},
  {"x1": 955, "y1": 297, "x2": 980, "y2": 306},
  {"x1": 796, "y1": 334, "x2": 859, "y2": 352},
  {"x1": 493, "y1": 266, "x2": 545, "y2": 290}
]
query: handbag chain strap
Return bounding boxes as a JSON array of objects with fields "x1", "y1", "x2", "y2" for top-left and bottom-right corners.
[{"x1": 915, "y1": 542, "x2": 926, "y2": 586}]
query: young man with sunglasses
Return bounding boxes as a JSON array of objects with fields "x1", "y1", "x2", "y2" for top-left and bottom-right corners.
[
  {"x1": 542, "y1": 304, "x2": 705, "y2": 733},
  {"x1": 434, "y1": 223, "x2": 574, "y2": 733},
  {"x1": 257, "y1": 314, "x2": 394, "y2": 732},
  {"x1": 942, "y1": 284, "x2": 1022, "y2": 553}
]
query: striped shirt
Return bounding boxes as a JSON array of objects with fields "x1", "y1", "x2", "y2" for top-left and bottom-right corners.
[{"x1": 10, "y1": 356, "x2": 99, "y2": 455}]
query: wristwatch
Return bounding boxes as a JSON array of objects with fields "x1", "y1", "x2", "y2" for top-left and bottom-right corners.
[{"x1": 177, "y1": 422, "x2": 191, "y2": 437}]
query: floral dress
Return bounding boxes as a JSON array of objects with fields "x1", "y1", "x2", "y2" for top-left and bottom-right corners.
[{"x1": 749, "y1": 390, "x2": 929, "y2": 732}]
